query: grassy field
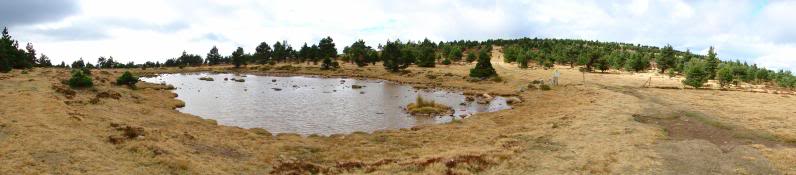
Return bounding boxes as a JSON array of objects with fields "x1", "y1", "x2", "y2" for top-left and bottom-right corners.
[{"x1": 0, "y1": 48, "x2": 794, "y2": 174}]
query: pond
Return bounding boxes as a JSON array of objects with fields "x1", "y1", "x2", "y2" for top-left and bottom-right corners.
[{"x1": 142, "y1": 73, "x2": 511, "y2": 135}]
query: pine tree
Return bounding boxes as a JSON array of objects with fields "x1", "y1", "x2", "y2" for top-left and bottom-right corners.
[
  {"x1": 206, "y1": 46, "x2": 222, "y2": 65},
  {"x1": 254, "y1": 42, "x2": 272, "y2": 64},
  {"x1": 469, "y1": 48, "x2": 497, "y2": 78},
  {"x1": 382, "y1": 40, "x2": 410, "y2": 72},
  {"x1": 318, "y1": 36, "x2": 337, "y2": 60},
  {"x1": 658, "y1": 44, "x2": 675, "y2": 73},
  {"x1": 705, "y1": 46, "x2": 719, "y2": 79},
  {"x1": 716, "y1": 64, "x2": 733, "y2": 88},
  {"x1": 231, "y1": 47, "x2": 245, "y2": 68},
  {"x1": 349, "y1": 40, "x2": 370, "y2": 67},
  {"x1": 683, "y1": 60, "x2": 709, "y2": 88},
  {"x1": 415, "y1": 39, "x2": 436, "y2": 67}
]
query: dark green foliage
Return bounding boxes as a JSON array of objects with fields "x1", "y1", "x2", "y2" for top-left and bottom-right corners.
[
  {"x1": 716, "y1": 64, "x2": 733, "y2": 88},
  {"x1": 705, "y1": 46, "x2": 719, "y2": 79},
  {"x1": 674, "y1": 49, "x2": 692, "y2": 73},
  {"x1": 415, "y1": 39, "x2": 436, "y2": 67},
  {"x1": 449, "y1": 46, "x2": 463, "y2": 62},
  {"x1": 78, "y1": 67, "x2": 91, "y2": 75},
  {"x1": 441, "y1": 57, "x2": 452, "y2": 65},
  {"x1": 595, "y1": 56, "x2": 609, "y2": 72},
  {"x1": 516, "y1": 50, "x2": 529, "y2": 69},
  {"x1": 624, "y1": 53, "x2": 649, "y2": 72},
  {"x1": 0, "y1": 58, "x2": 9, "y2": 73},
  {"x1": 36, "y1": 54, "x2": 52, "y2": 67},
  {"x1": 347, "y1": 40, "x2": 371, "y2": 67},
  {"x1": 321, "y1": 57, "x2": 336, "y2": 70},
  {"x1": 382, "y1": 40, "x2": 411, "y2": 72},
  {"x1": 503, "y1": 45, "x2": 521, "y2": 63},
  {"x1": 657, "y1": 44, "x2": 676, "y2": 73},
  {"x1": 116, "y1": 71, "x2": 139, "y2": 87},
  {"x1": 683, "y1": 60, "x2": 708, "y2": 88},
  {"x1": 231, "y1": 47, "x2": 245, "y2": 68},
  {"x1": 254, "y1": 42, "x2": 272, "y2": 64},
  {"x1": 272, "y1": 41, "x2": 290, "y2": 63},
  {"x1": 71, "y1": 58, "x2": 86, "y2": 69},
  {"x1": 469, "y1": 48, "x2": 497, "y2": 78},
  {"x1": 206, "y1": 46, "x2": 223, "y2": 65},
  {"x1": 607, "y1": 51, "x2": 624, "y2": 70},
  {"x1": 178, "y1": 51, "x2": 203, "y2": 66},
  {"x1": 68, "y1": 69, "x2": 93, "y2": 88},
  {"x1": 318, "y1": 36, "x2": 337, "y2": 60},
  {"x1": 465, "y1": 50, "x2": 477, "y2": 63}
]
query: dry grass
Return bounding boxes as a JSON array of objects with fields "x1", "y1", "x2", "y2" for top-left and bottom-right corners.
[
  {"x1": 0, "y1": 47, "x2": 793, "y2": 174},
  {"x1": 406, "y1": 96, "x2": 452, "y2": 116}
]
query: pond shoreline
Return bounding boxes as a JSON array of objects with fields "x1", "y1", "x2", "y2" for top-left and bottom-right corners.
[{"x1": 142, "y1": 72, "x2": 512, "y2": 135}]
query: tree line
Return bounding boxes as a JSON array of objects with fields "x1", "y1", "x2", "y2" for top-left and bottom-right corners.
[
  {"x1": 497, "y1": 38, "x2": 796, "y2": 88},
  {"x1": 2, "y1": 26, "x2": 793, "y2": 88}
]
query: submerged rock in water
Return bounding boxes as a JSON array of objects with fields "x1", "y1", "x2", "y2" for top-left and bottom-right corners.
[
  {"x1": 199, "y1": 77, "x2": 214, "y2": 81},
  {"x1": 351, "y1": 85, "x2": 364, "y2": 89},
  {"x1": 233, "y1": 79, "x2": 245, "y2": 82},
  {"x1": 272, "y1": 88, "x2": 282, "y2": 91}
]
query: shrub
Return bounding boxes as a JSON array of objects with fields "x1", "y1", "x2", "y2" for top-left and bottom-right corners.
[
  {"x1": 683, "y1": 60, "x2": 708, "y2": 88},
  {"x1": 716, "y1": 65, "x2": 733, "y2": 88},
  {"x1": 116, "y1": 71, "x2": 139, "y2": 87},
  {"x1": 79, "y1": 67, "x2": 91, "y2": 75},
  {"x1": 321, "y1": 57, "x2": 338, "y2": 70},
  {"x1": 540, "y1": 84, "x2": 552, "y2": 91},
  {"x1": 469, "y1": 49, "x2": 497, "y2": 78},
  {"x1": 441, "y1": 58, "x2": 452, "y2": 65},
  {"x1": 68, "y1": 69, "x2": 93, "y2": 88}
]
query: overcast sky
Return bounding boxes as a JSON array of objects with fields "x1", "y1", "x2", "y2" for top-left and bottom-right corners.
[{"x1": 1, "y1": 0, "x2": 795, "y2": 71}]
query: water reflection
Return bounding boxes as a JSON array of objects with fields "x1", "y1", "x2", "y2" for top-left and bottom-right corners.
[{"x1": 142, "y1": 73, "x2": 510, "y2": 135}]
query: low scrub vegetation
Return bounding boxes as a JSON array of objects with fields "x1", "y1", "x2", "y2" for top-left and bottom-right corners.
[
  {"x1": 116, "y1": 71, "x2": 139, "y2": 88},
  {"x1": 68, "y1": 69, "x2": 93, "y2": 88},
  {"x1": 406, "y1": 96, "x2": 452, "y2": 116}
]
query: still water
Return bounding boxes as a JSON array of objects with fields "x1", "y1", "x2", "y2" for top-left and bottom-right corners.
[{"x1": 142, "y1": 73, "x2": 510, "y2": 135}]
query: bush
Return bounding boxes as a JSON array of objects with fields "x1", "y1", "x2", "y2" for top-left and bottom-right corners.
[
  {"x1": 68, "y1": 69, "x2": 93, "y2": 88},
  {"x1": 682, "y1": 60, "x2": 708, "y2": 88},
  {"x1": 116, "y1": 71, "x2": 139, "y2": 87},
  {"x1": 716, "y1": 65, "x2": 733, "y2": 88},
  {"x1": 469, "y1": 49, "x2": 497, "y2": 78},
  {"x1": 441, "y1": 58, "x2": 452, "y2": 65},
  {"x1": 540, "y1": 84, "x2": 552, "y2": 91},
  {"x1": 321, "y1": 57, "x2": 338, "y2": 70},
  {"x1": 79, "y1": 67, "x2": 91, "y2": 75}
]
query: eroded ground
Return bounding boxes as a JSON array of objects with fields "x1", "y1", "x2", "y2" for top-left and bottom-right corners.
[{"x1": 1, "y1": 49, "x2": 794, "y2": 174}]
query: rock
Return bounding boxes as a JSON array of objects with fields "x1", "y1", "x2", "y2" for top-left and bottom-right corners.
[
  {"x1": 272, "y1": 88, "x2": 282, "y2": 91},
  {"x1": 173, "y1": 101, "x2": 186, "y2": 108},
  {"x1": 506, "y1": 97, "x2": 522, "y2": 104},
  {"x1": 465, "y1": 96, "x2": 475, "y2": 102},
  {"x1": 234, "y1": 79, "x2": 245, "y2": 82},
  {"x1": 359, "y1": 91, "x2": 365, "y2": 94},
  {"x1": 272, "y1": 79, "x2": 277, "y2": 82},
  {"x1": 224, "y1": 78, "x2": 228, "y2": 81},
  {"x1": 199, "y1": 77, "x2": 214, "y2": 81},
  {"x1": 351, "y1": 85, "x2": 364, "y2": 89}
]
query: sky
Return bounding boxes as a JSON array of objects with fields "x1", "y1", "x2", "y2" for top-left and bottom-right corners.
[{"x1": 1, "y1": 0, "x2": 795, "y2": 71}]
